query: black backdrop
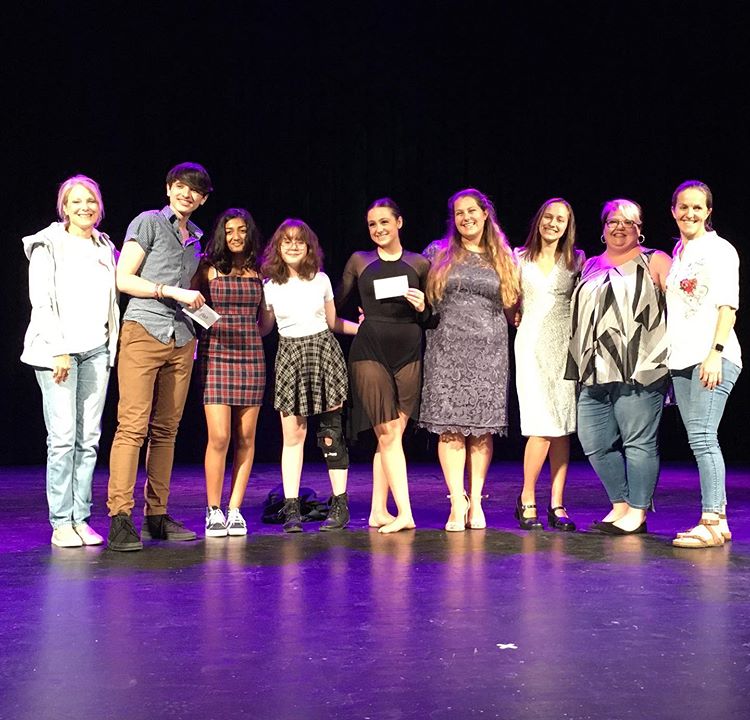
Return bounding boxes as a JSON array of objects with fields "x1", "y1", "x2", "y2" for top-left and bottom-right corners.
[{"x1": 3, "y1": 1, "x2": 748, "y2": 466}]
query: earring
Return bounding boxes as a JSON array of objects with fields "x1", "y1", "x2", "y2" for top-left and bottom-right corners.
[
  {"x1": 638, "y1": 234, "x2": 645, "y2": 245},
  {"x1": 600, "y1": 235, "x2": 606, "y2": 244}
]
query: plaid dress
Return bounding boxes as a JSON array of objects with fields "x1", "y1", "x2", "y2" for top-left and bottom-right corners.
[{"x1": 199, "y1": 275, "x2": 266, "y2": 406}]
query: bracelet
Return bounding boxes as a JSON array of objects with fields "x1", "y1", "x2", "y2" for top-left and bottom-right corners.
[{"x1": 154, "y1": 283, "x2": 165, "y2": 299}]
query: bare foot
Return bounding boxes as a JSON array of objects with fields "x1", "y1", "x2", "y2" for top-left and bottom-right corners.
[
  {"x1": 378, "y1": 515, "x2": 416, "y2": 534},
  {"x1": 602, "y1": 508, "x2": 627, "y2": 523},
  {"x1": 368, "y1": 511, "x2": 397, "y2": 528}
]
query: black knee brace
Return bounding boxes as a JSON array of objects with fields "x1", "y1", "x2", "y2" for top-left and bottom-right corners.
[{"x1": 317, "y1": 410, "x2": 349, "y2": 470}]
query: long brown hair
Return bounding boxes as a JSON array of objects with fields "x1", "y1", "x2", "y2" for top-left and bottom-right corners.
[
  {"x1": 520, "y1": 197, "x2": 577, "y2": 269},
  {"x1": 426, "y1": 188, "x2": 520, "y2": 308},
  {"x1": 261, "y1": 218, "x2": 324, "y2": 283}
]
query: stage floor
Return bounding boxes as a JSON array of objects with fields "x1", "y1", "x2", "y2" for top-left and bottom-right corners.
[{"x1": 1, "y1": 461, "x2": 749, "y2": 719}]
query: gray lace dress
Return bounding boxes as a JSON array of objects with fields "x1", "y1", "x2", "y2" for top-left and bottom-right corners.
[{"x1": 419, "y1": 241, "x2": 509, "y2": 437}]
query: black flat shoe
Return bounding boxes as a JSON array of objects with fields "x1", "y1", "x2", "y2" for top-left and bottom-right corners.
[
  {"x1": 591, "y1": 520, "x2": 614, "y2": 532},
  {"x1": 598, "y1": 521, "x2": 648, "y2": 536},
  {"x1": 514, "y1": 495, "x2": 543, "y2": 530},
  {"x1": 547, "y1": 506, "x2": 576, "y2": 532}
]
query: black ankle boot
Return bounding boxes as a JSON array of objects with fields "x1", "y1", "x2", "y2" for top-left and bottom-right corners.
[
  {"x1": 280, "y1": 498, "x2": 303, "y2": 533},
  {"x1": 320, "y1": 492, "x2": 350, "y2": 532}
]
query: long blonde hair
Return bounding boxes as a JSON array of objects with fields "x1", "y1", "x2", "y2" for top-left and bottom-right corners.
[{"x1": 426, "y1": 188, "x2": 519, "y2": 308}]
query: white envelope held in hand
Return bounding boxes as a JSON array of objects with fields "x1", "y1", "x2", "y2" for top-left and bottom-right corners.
[
  {"x1": 373, "y1": 275, "x2": 410, "y2": 300},
  {"x1": 183, "y1": 304, "x2": 221, "y2": 329}
]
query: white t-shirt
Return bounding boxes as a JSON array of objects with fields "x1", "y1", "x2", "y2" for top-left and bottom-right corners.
[
  {"x1": 58, "y1": 233, "x2": 111, "y2": 354},
  {"x1": 263, "y1": 272, "x2": 333, "y2": 338},
  {"x1": 665, "y1": 231, "x2": 742, "y2": 369}
]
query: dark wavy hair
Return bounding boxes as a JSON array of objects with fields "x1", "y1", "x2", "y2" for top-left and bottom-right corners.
[
  {"x1": 205, "y1": 208, "x2": 262, "y2": 275},
  {"x1": 261, "y1": 218, "x2": 324, "y2": 283},
  {"x1": 520, "y1": 197, "x2": 577, "y2": 270}
]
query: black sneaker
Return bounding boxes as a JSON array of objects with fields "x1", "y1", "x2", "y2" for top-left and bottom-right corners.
[
  {"x1": 280, "y1": 498, "x2": 303, "y2": 533},
  {"x1": 320, "y1": 492, "x2": 350, "y2": 532},
  {"x1": 141, "y1": 514, "x2": 197, "y2": 541},
  {"x1": 108, "y1": 513, "x2": 143, "y2": 552}
]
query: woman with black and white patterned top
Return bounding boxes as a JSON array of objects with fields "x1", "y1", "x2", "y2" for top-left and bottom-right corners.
[{"x1": 566, "y1": 198, "x2": 671, "y2": 535}]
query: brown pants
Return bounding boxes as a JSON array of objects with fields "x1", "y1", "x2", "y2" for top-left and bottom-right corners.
[{"x1": 107, "y1": 321, "x2": 195, "y2": 516}]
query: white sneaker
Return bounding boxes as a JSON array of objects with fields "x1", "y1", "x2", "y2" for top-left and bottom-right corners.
[
  {"x1": 226, "y1": 507, "x2": 248, "y2": 536},
  {"x1": 74, "y1": 522, "x2": 104, "y2": 546},
  {"x1": 51, "y1": 524, "x2": 83, "y2": 548},
  {"x1": 205, "y1": 506, "x2": 228, "y2": 537}
]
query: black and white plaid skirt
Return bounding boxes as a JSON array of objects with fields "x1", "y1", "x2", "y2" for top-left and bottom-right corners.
[{"x1": 273, "y1": 330, "x2": 349, "y2": 416}]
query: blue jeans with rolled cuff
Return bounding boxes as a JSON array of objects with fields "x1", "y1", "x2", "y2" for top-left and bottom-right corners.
[
  {"x1": 670, "y1": 359, "x2": 741, "y2": 514},
  {"x1": 577, "y1": 379, "x2": 667, "y2": 510},
  {"x1": 34, "y1": 344, "x2": 110, "y2": 528}
]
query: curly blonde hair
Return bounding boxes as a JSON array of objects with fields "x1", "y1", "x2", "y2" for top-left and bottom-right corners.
[{"x1": 426, "y1": 188, "x2": 519, "y2": 308}]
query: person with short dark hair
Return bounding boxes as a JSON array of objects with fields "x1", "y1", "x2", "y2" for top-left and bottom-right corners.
[
  {"x1": 107, "y1": 162, "x2": 212, "y2": 552},
  {"x1": 260, "y1": 219, "x2": 358, "y2": 532}
]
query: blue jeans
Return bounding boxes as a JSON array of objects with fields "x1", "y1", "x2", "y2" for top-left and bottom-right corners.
[
  {"x1": 35, "y1": 344, "x2": 110, "y2": 528},
  {"x1": 670, "y1": 359, "x2": 741, "y2": 513},
  {"x1": 577, "y1": 380, "x2": 667, "y2": 510}
]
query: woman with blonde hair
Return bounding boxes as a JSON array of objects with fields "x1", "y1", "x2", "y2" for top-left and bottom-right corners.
[
  {"x1": 21, "y1": 175, "x2": 120, "y2": 547},
  {"x1": 420, "y1": 188, "x2": 520, "y2": 531},
  {"x1": 566, "y1": 199, "x2": 671, "y2": 535}
]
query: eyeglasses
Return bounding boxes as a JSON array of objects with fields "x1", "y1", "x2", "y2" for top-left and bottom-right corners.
[
  {"x1": 605, "y1": 219, "x2": 639, "y2": 230},
  {"x1": 280, "y1": 237, "x2": 306, "y2": 248}
]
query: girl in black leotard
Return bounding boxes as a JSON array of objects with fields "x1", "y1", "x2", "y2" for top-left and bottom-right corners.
[{"x1": 336, "y1": 198, "x2": 430, "y2": 533}]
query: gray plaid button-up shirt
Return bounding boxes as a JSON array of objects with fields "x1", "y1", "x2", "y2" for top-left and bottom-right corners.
[{"x1": 122, "y1": 206, "x2": 203, "y2": 346}]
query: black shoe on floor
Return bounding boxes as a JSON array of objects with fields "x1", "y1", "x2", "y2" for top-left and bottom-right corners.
[
  {"x1": 320, "y1": 492, "x2": 350, "y2": 532},
  {"x1": 108, "y1": 512, "x2": 143, "y2": 552},
  {"x1": 280, "y1": 498, "x2": 303, "y2": 533},
  {"x1": 514, "y1": 494, "x2": 543, "y2": 530},
  {"x1": 547, "y1": 505, "x2": 576, "y2": 532},
  {"x1": 598, "y1": 520, "x2": 648, "y2": 536},
  {"x1": 141, "y1": 514, "x2": 197, "y2": 541}
]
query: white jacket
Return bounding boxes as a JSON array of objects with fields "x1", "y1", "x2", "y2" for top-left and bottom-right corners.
[{"x1": 21, "y1": 222, "x2": 120, "y2": 368}]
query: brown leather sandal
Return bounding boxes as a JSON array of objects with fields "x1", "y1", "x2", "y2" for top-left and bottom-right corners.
[
  {"x1": 676, "y1": 513, "x2": 732, "y2": 541},
  {"x1": 672, "y1": 518, "x2": 725, "y2": 548}
]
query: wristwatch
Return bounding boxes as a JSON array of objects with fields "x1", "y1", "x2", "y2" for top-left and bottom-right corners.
[{"x1": 714, "y1": 343, "x2": 724, "y2": 352}]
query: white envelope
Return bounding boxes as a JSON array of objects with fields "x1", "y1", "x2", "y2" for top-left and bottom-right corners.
[
  {"x1": 373, "y1": 275, "x2": 409, "y2": 300},
  {"x1": 183, "y1": 304, "x2": 221, "y2": 329}
]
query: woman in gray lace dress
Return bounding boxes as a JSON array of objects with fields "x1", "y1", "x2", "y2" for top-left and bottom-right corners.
[{"x1": 420, "y1": 189, "x2": 520, "y2": 531}]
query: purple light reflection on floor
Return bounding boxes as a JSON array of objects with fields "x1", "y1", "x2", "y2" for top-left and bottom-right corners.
[{"x1": 1, "y1": 462, "x2": 749, "y2": 719}]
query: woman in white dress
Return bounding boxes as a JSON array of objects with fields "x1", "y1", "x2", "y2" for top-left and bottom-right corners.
[{"x1": 513, "y1": 198, "x2": 584, "y2": 530}]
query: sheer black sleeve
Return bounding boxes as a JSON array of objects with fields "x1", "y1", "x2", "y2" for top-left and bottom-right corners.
[{"x1": 335, "y1": 252, "x2": 365, "y2": 318}]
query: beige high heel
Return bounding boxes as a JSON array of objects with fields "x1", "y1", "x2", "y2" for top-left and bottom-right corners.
[
  {"x1": 445, "y1": 493, "x2": 470, "y2": 532},
  {"x1": 467, "y1": 494, "x2": 488, "y2": 529}
]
